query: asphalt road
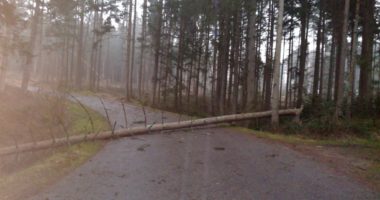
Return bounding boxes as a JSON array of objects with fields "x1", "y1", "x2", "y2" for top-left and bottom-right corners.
[{"x1": 29, "y1": 95, "x2": 379, "y2": 200}]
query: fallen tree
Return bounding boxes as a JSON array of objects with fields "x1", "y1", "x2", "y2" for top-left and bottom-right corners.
[{"x1": 0, "y1": 108, "x2": 302, "y2": 156}]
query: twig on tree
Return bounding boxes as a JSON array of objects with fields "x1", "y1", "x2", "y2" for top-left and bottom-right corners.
[
  {"x1": 48, "y1": 127, "x2": 56, "y2": 145},
  {"x1": 142, "y1": 106, "x2": 147, "y2": 128},
  {"x1": 178, "y1": 113, "x2": 182, "y2": 124},
  {"x1": 111, "y1": 121, "x2": 117, "y2": 139},
  {"x1": 121, "y1": 102, "x2": 128, "y2": 129},
  {"x1": 190, "y1": 116, "x2": 194, "y2": 132},
  {"x1": 28, "y1": 128, "x2": 37, "y2": 148},
  {"x1": 148, "y1": 122, "x2": 156, "y2": 134},
  {"x1": 98, "y1": 96, "x2": 112, "y2": 128},
  {"x1": 11, "y1": 135, "x2": 20, "y2": 161},
  {"x1": 161, "y1": 110, "x2": 164, "y2": 125},
  {"x1": 57, "y1": 116, "x2": 70, "y2": 146}
]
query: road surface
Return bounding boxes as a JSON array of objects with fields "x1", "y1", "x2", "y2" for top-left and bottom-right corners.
[{"x1": 29, "y1": 95, "x2": 378, "y2": 200}]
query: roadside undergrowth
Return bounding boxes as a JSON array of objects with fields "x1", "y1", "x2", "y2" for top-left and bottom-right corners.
[
  {"x1": 234, "y1": 127, "x2": 380, "y2": 148},
  {"x1": 0, "y1": 86, "x2": 109, "y2": 200},
  {"x1": 0, "y1": 142, "x2": 103, "y2": 200}
]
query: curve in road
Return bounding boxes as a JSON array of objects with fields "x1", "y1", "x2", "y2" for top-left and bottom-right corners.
[{"x1": 29, "y1": 95, "x2": 378, "y2": 200}]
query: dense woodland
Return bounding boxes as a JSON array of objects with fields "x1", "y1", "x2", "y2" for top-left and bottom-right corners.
[{"x1": 0, "y1": 0, "x2": 380, "y2": 130}]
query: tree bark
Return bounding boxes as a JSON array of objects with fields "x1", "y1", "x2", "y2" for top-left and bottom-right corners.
[
  {"x1": 312, "y1": 2, "x2": 323, "y2": 103},
  {"x1": 129, "y1": 0, "x2": 137, "y2": 97},
  {"x1": 327, "y1": 35, "x2": 336, "y2": 101},
  {"x1": 271, "y1": 0, "x2": 284, "y2": 127},
  {"x1": 246, "y1": 0, "x2": 257, "y2": 111},
  {"x1": 297, "y1": 0, "x2": 309, "y2": 107},
  {"x1": 138, "y1": 0, "x2": 148, "y2": 98},
  {"x1": 125, "y1": 0, "x2": 134, "y2": 99},
  {"x1": 21, "y1": 0, "x2": 41, "y2": 91},
  {"x1": 152, "y1": 0, "x2": 163, "y2": 105},
  {"x1": 263, "y1": 0, "x2": 274, "y2": 110},
  {"x1": 335, "y1": 0, "x2": 350, "y2": 119},
  {"x1": 319, "y1": 11, "x2": 326, "y2": 100},
  {"x1": 347, "y1": 0, "x2": 360, "y2": 118},
  {"x1": 359, "y1": 0, "x2": 375, "y2": 106}
]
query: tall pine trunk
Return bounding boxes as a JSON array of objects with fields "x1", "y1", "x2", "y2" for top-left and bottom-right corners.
[
  {"x1": 297, "y1": 0, "x2": 309, "y2": 107},
  {"x1": 246, "y1": 0, "x2": 257, "y2": 111},
  {"x1": 152, "y1": 0, "x2": 163, "y2": 105},
  {"x1": 335, "y1": 0, "x2": 350, "y2": 119},
  {"x1": 327, "y1": 35, "x2": 336, "y2": 101},
  {"x1": 21, "y1": 0, "x2": 41, "y2": 91},
  {"x1": 129, "y1": 0, "x2": 137, "y2": 97},
  {"x1": 75, "y1": 1, "x2": 85, "y2": 89},
  {"x1": 347, "y1": 0, "x2": 360, "y2": 118},
  {"x1": 271, "y1": 0, "x2": 284, "y2": 127},
  {"x1": 312, "y1": 2, "x2": 323, "y2": 104},
  {"x1": 359, "y1": 0, "x2": 375, "y2": 110},
  {"x1": 138, "y1": 0, "x2": 148, "y2": 98},
  {"x1": 125, "y1": 0, "x2": 133, "y2": 99}
]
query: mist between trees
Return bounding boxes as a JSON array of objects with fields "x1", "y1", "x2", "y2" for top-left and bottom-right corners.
[{"x1": 0, "y1": 0, "x2": 379, "y2": 125}]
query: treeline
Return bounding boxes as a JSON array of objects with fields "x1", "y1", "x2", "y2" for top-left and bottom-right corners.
[
  {"x1": 0, "y1": 0, "x2": 379, "y2": 120},
  {"x1": 145, "y1": 0, "x2": 380, "y2": 119}
]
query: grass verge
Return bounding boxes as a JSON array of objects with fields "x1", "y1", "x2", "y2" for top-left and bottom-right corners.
[
  {"x1": 233, "y1": 127, "x2": 380, "y2": 148},
  {"x1": 0, "y1": 142, "x2": 103, "y2": 200},
  {"x1": 67, "y1": 102, "x2": 109, "y2": 135}
]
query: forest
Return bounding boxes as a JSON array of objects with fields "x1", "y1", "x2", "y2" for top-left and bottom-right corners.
[
  {"x1": 0, "y1": 0, "x2": 379, "y2": 133},
  {"x1": 1, "y1": 0, "x2": 380, "y2": 199}
]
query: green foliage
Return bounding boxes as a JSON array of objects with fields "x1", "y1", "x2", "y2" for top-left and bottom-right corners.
[
  {"x1": 374, "y1": 95, "x2": 380, "y2": 118},
  {"x1": 350, "y1": 92, "x2": 379, "y2": 117},
  {"x1": 281, "y1": 121, "x2": 303, "y2": 135},
  {"x1": 346, "y1": 119, "x2": 373, "y2": 138},
  {"x1": 301, "y1": 99, "x2": 337, "y2": 136},
  {"x1": 299, "y1": 99, "x2": 378, "y2": 138}
]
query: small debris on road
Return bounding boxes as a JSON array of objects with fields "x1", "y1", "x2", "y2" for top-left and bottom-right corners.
[
  {"x1": 214, "y1": 147, "x2": 226, "y2": 151},
  {"x1": 266, "y1": 154, "x2": 278, "y2": 158},
  {"x1": 137, "y1": 144, "x2": 151, "y2": 152}
]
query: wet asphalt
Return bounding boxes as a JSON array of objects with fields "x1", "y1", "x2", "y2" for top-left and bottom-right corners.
[{"x1": 29, "y1": 95, "x2": 379, "y2": 200}]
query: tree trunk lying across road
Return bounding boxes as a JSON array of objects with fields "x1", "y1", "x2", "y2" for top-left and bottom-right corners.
[{"x1": 0, "y1": 108, "x2": 302, "y2": 156}]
